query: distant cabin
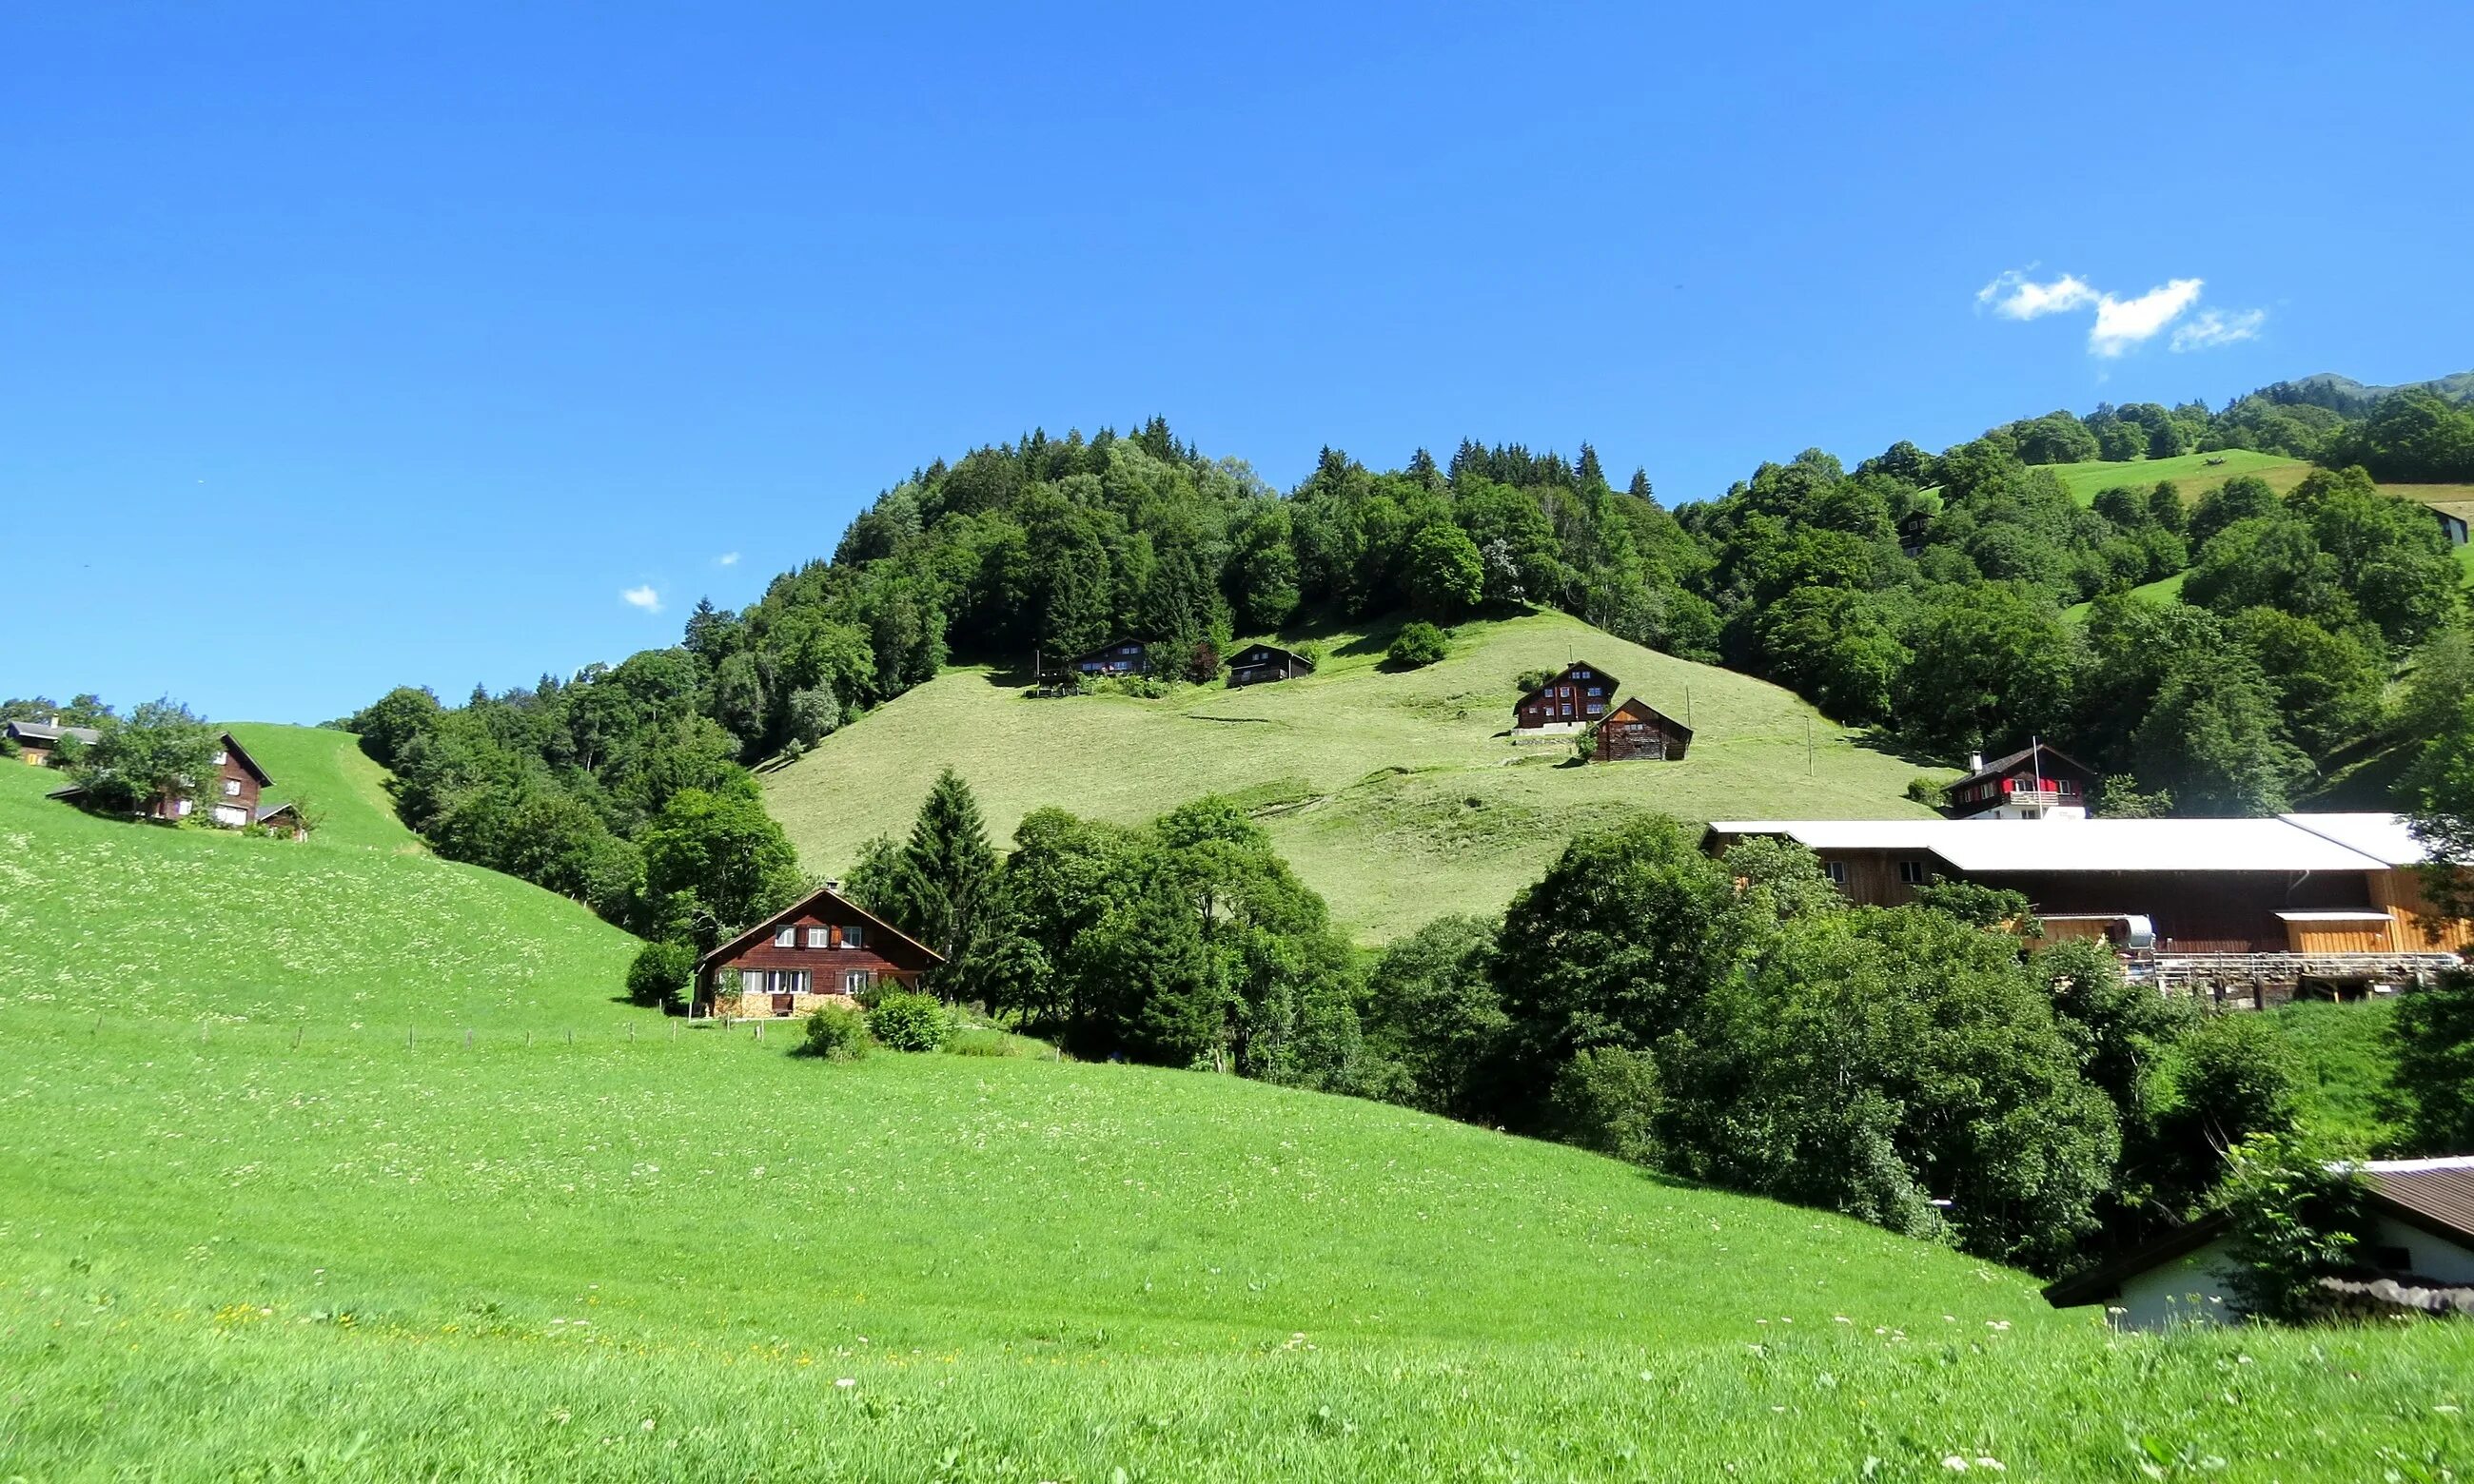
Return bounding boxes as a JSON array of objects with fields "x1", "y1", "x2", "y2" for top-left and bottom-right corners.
[
  {"x1": 6, "y1": 716, "x2": 101, "y2": 767},
  {"x1": 2435, "y1": 506, "x2": 2471, "y2": 548},
  {"x1": 1895, "y1": 509, "x2": 1933, "y2": 558},
  {"x1": 1227, "y1": 643, "x2": 1314, "y2": 688},
  {"x1": 1068, "y1": 638, "x2": 1151, "y2": 677},
  {"x1": 1514, "y1": 662, "x2": 1616, "y2": 731},
  {"x1": 1944, "y1": 741, "x2": 2095, "y2": 820},
  {"x1": 47, "y1": 731, "x2": 308, "y2": 838},
  {"x1": 1594, "y1": 697, "x2": 1692, "y2": 762},
  {"x1": 694, "y1": 884, "x2": 943, "y2": 1019}
]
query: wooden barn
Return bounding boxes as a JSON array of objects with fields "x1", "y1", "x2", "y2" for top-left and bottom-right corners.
[
  {"x1": 1068, "y1": 638, "x2": 1151, "y2": 677},
  {"x1": 1944, "y1": 740, "x2": 2095, "y2": 820},
  {"x1": 1593, "y1": 697, "x2": 1692, "y2": 762},
  {"x1": 1514, "y1": 661, "x2": 1615, "y2": 731},
  {"x1": 1700, "y1": 813, "x2": 2474, "y2": 966},
  {"x1": 694, "y1": 883, "x2": 943, "y2": 1019},
  {"x1": 5, "y1": 716, "x2": 101, "y2": 767},
  {"x1": 1227, "y1": 643, "x2": 1314, "y2": 687}
]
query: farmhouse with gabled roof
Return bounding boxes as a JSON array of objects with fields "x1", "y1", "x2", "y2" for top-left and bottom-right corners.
[
  {"x1": 1227, "y1": 642, "x2": 1314, "y2": 688},
  {"x1": 6, "y1": 716, "x2": 102, "y2": 767},
  {"x1": 1066, "y1": 637, "x2": 1151, "y2": 677},
  {"x1": 694, "y1": 883, "x2": 943, "y2": 1019},
  {"x1": 47, "y1": 730, "x2": 308, "y2": 837},
  {"x1": 1593, "y1": 696, "x2": 1692, "y2": 762},
  {"x1": 1514, "y1": 661, "x2": 1615, "y2": 732}
]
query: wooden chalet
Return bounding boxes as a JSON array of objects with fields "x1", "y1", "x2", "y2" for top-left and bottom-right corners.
[
  {"x1": 694, "y1": 883, "x2": 943, "y2": 1019},
  {"x1": 1227, "y1": 643, "x2": 1314, "y2": 688},
  {"x1": 1067, "y1": 638, "x2": 1151, "y2": 677},
  {"x1": 1514, "y1": 661, "x2": 1616, "y2": 731},
  {"x1": 46, "y1": 730, "x2": 306, "y2": 837},
  {"x1": 1944, "y1": 740, "x2": 2095, "y2": 819},
  {"x1": 1593, "y1": 697, "x2": 1692, "y2": 762},
  {"x1": 6, "y1": 716, "x2": 101, "y2": 767},
  {"x1": 1699, "y1": 813, "x2": 2473, "y2": 1000}
]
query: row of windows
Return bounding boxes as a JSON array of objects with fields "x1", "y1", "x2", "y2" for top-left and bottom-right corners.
[
  {"x1": 772, "y1": 923, "x2": 866, "y2": 949},
  {"x1": 1960, "y1": 775, "x2": 2081, "y2": 805},
  {"x1": 739, "y1": 967, "x2": 874, "y2": 996}
]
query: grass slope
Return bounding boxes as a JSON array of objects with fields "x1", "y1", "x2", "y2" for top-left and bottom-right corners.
[
  {"x1": 0, "y1": 734, "x2": 635, "y2": 1028},
  {"x1": 2037, "y1": 449, "x2": 2312, "y2": 507},
  {"x1": 767, "y1": 611, "x2": 1937, "y2": 942},
  {"x1": 222, "y1": 721, "x2": 421, "y2": 851},
  {"x1": 4, "y1": 735, "x2": 2468, "y2": 1476}
]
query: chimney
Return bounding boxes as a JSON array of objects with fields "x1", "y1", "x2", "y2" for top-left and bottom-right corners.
[
  {"x1": 1967, "y1": 751, "x2": 1983, "y2": 773},
  {"x1": 49, "y1": 713, "x2": 60, "y2": 727}
]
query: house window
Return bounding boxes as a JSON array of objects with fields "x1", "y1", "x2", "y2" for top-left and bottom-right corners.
[
  {"x1": 844, "y1": 923, "x2": 864, "y2": 949},
  {"x1": 806, "y1": 927, "x2": 831, "y2": 948},
  {"x1": 1824, "y1": 861, "x2": 1849, "y2": 886},
  {"x1": 1586, "y1": 702, "x2": 1603, "y2": 715},
  {"x1": 1586, "y1": 686, "x2": 1602, "y2": 696},
  {"x1": 212, "y1": 750, "x2": 227, "y2": 765},
  {"x1": 2369, "y1": 1243, "x2": 2413, "y2": 1271},
  {"x1": 223, "y1": 779, "x2": 243, "y2": 796},
  {"x1": 2056, "y1": 779, "x2": 2078, "y2": 796},
  {"x1": 844, "y1": 969, "x2": 874, "y2": 995},
  {"x1": 739, "y1": 968, "x2": 763, "y2": 995},
  {"x1": 1897, "y1": 860, "x2": 1928, "y2": 885},
  {"x1": 774, "y1": 927, "x2": 796, "y2": 948},
  {"x1": 764, "y1": 969, "x2": 809, "y2": 995}
]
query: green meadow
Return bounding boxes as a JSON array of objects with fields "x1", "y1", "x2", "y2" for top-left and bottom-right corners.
[
  {"x1": 2036, "y1": 449, "x2": 2313, "y2": 506},
  {"x1": 5, "y1": 725, "x2": 2472, "y2": 1478},
  {"x1": 765, "y1": 610, "x2": 1938, "y2": 943}
]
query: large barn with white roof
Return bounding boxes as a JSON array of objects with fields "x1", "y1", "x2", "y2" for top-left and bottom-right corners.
[{"x1": 1701, "y1": 812, "x2": 2471, "y2": 997}]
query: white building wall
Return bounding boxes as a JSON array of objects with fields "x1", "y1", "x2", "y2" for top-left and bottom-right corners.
[{"x1": 2109, "y1": 1238, "x2": 2239, "y2": 1331}]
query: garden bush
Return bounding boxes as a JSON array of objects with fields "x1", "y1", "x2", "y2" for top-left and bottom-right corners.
[
  {"x1": 799, "y1": 1004, "x2": 873, "y2": 1061},
  {"x1": 624, "y1": 940, "x2": 697, "y2": 1010},
  {"x1": 1387, "y1": 622, "x2": 1449, "y2": 668},
  {"x1": 868, "y1": 990, "x2": 951, "y2": 1052},
  {"x1": 946, "y1": 1026, "x2": 1026, "y2": 1058}
]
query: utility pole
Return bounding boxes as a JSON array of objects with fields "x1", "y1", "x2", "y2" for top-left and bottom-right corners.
[{"x1": 1806, "y1": 716, "x2": 1814, "y2": 777}]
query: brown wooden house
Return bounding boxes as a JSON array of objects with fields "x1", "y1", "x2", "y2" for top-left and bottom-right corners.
[
  {"x1": 46, "y1": 730, "x2": 304, "y2": 836},
  {"x1": 1227, "y1": 643, "x2": 1314, "y2": 687},
  {"x1": 1593, "y1": 697, "x2": 1692, "y2": 762},
  {"x1": 694, "y1": 883, "x2": 944, "y2": 1019},
  {"x1": 6, "y1": 716, "x2": 102, "y2": 766},
  {"x1": 1944, "y1": 740, "x2": 2095, "y2": 820},
  {"x1": 1514, "y1": 661, "x2": 1616, "y2": 731},
  {"x1": 1068, "y1": 638, "x2": 1151, "y2": 677}
]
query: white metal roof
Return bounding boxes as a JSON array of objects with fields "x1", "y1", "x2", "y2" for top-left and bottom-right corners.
[
  {"x1": 2277, "y1": 812, "x2": 2435, "y2": 866},
  {"x1": 1706, "y1": 816, "x2": 2398, "y2": 874},
  {"x1": 2273, "y1": 909, "x2": 2395, "y2": 922}
]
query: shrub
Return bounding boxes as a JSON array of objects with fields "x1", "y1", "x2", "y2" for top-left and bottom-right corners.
[
  {"x1": 1388, "y1": 622, "x2": 1449, "y2": 669},
  {"x1": 1904, "y1": 774, "x2": 1948, "y2": 810},
  {"x1": 624, "y1": 939, "x2": 697, "y2": 1010},
  {"x1": 1549, "y1": 1045, "x2": 1665, "y2": 1167},
  {"x1": 946, "y1": 1027, "x2": 1025, "y2": 1058},
  {"x1": 799, "y1": 1004, "x2": 873, "y2": 1061},
  {"x1": 2219, "y1": 1130, "x2": 2369, "y2": 1324},
  {"x1": 868, "y1": 990, "x2": 950, "y2": 1051}
]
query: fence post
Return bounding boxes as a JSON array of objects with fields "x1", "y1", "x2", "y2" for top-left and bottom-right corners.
[
  {"x1": 464, "y1": 1028, "x2": 474, "y2": 1049},
  {"x1": 407, "y1": 1024, "x2": 416, "y2": 1051},
  {"x1": 293, "y1": 1024, "x2": 304, "y2": 1050},
  {"x1": 566, "y1": 1028, "x2": 575, "y2": 1047}
]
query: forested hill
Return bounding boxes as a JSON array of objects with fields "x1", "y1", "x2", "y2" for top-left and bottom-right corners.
[
  {"x1": 344, "y1": 378, "x2": 2474, "y2": 937},
  {"x1": 2257, "y1": 369, "x2": 2474, "y2": 418}
]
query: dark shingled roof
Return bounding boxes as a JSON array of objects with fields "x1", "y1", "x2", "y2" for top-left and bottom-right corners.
[
  {"x1": 7, "y1": 719, "x2": 102, "y2": 746},
  {"x1": 1952, "y1": 739, "x2": 2095, "y2": 790}
]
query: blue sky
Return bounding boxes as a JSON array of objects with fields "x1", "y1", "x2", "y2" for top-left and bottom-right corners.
[{"x1": 5, "y1": 3, "x2": 2469, "y2": 723}]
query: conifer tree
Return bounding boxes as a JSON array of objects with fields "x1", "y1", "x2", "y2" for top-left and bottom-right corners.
[{"x1": 894, "y1": 769, "x2": 1003, "y2": 994}]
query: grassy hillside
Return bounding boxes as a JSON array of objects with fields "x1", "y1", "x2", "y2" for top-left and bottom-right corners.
[
  {"x1": 2038, "y1": 448, "x2": 2311, "y2": 506},
  {"x1": 223, "y1": 721, "x2": 420, "y2": 851},
  {"x1": 0, "y1": 732, "x2": 635, "y2": 1028},
  {"x1": 5, "y1": 732, "x2": 2468, "y2": 1476},
  {"x1": 765, "y1": 611, "x2": 1938, "y2": 941}
]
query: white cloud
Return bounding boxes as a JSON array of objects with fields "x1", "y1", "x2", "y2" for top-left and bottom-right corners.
[
  {"x1": 1979, "y1": 266, "x2": 2239, "y2": 358},
  {"x1": 621, "y1": 585, "x2": 663, "y2": 614},
  {"x1": 2170, "y1": 307, "x2": 2267, "y2": 353},
  {"x1": 1976, "y1": 270, "x2": 2099, "y2": 321},
  {"x1": 716, "y1": 552, "x2": 740, "y2": 567},
  {"x1": 2089, "y1": 277, "x2": 2204, "y2": 358}
]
